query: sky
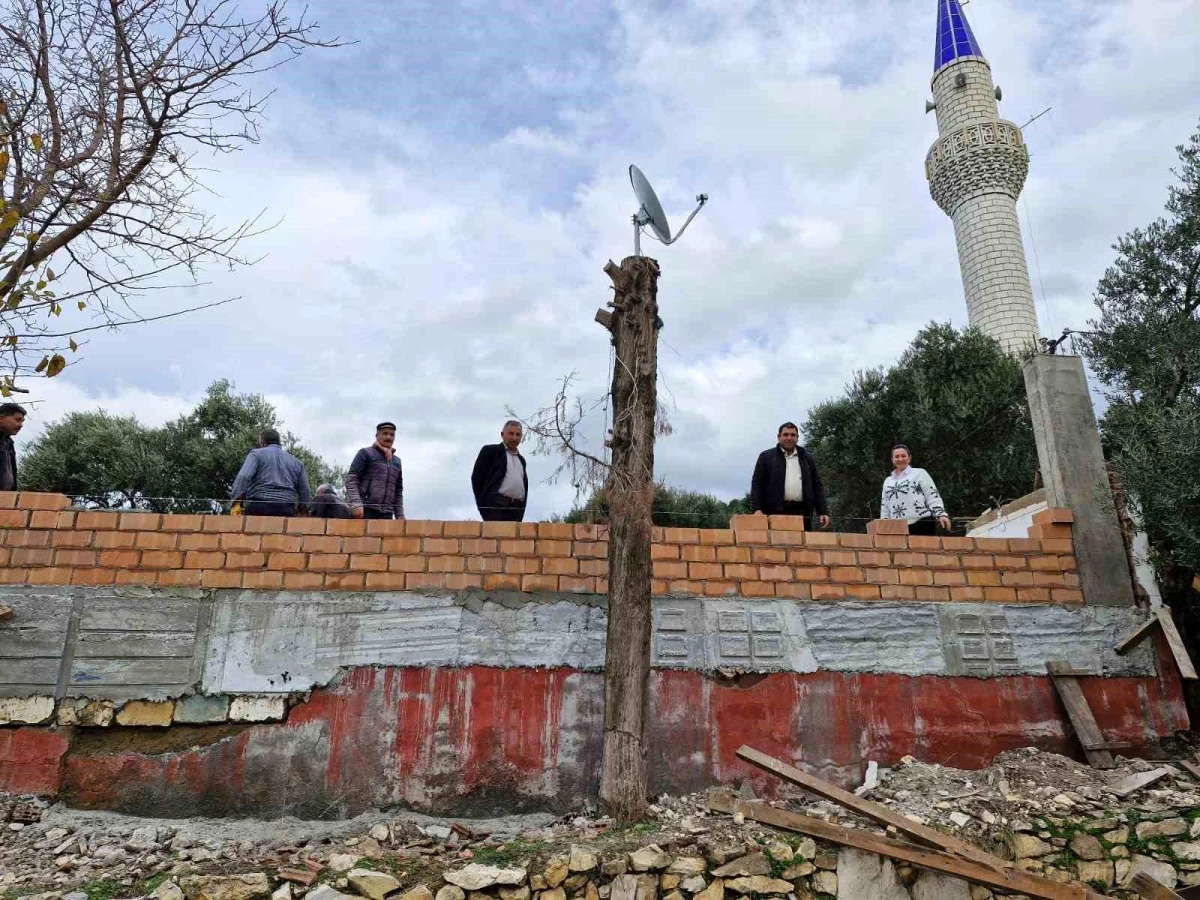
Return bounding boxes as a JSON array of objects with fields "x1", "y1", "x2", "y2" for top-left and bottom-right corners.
[{"x1": 17, "y1": 0, "x2": 1200, "y2": 521}]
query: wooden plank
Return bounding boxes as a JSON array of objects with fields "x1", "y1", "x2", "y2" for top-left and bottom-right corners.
[
  {"x1": 707, "y1": 792, "x2": 1113, "y2": 900},
  {"x1": 1082, "y1": 741, "x2": 1134, "y2": 751},
  {"x1": 1108, "y1": 767, "x2": 1171, "y2": 797},
  {"x1": 1156, "y1": 607, "x2": 1198, "y2": 680},
  {"x1": 1178, "y1": 759, "x2": 1200, "y2": 781},
  {"x1": 1115, "y1": 615, "x2": 1159, "y2": 654},
  {"x1": 73, "y1": 631, "x2": 195, "y2": 658},
  {"x1": 1128, "y1": 871, "x2": 1185, "y2": 899},
  {"x1": 735, "y1": 745, "x2": 1006, "y2": 867},
  {"x1": 1046, "y1": 661, "x2": 1115, "y2": 768},
  {"x1": 0, "y1": 606, "x2": 12, "y2": 622}
]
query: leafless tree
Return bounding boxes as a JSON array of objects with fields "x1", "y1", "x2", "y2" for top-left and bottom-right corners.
[
  {"x1": 0, "y1": 0, "x2": 338, "y2": 392},
  {"x1": 520, "y1": 255, "x2": 669, "y2": 822}
]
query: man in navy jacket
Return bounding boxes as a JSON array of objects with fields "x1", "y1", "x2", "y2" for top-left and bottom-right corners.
[
  {"x1": 750, "y1": 422, "x2": 830, "y2": 528},
  {"x1": 471, "y1": 420, "x2": 528, "y2": 522}
]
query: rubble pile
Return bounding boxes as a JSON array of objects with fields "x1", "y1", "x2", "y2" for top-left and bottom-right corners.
[{"x1": 3, "y1": 747, "x2": 1200, "y2": 900}]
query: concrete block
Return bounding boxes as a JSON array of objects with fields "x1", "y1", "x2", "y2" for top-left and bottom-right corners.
[
  {"x1": 229, "y1": 695, "x2": 287, "y2": 722},
  {"x1": 1023, "y1": 356, "x2": 1135, "y2": 607},
  {"x1": 0, "y1": 696, "x2": 55, "y2": 724},
  {"x1": 115, "y1": 699, "x2": 175, "y2": 727},
  {"x1": 174, "y1": 694, "x2": 231, "y2": 724}
]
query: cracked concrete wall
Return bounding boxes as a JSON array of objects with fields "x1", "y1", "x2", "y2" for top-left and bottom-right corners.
[{"x1": 0, "y1": 586, "x2": 1159, "y2": 707}]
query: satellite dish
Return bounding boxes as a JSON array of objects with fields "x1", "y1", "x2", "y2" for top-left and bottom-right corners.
[
  {"x1": 630, "y1": 165, "x2": 671, "y2": 242},
  {"x1": 628, "y1": 164, "x2": 708, "y2": 256}
]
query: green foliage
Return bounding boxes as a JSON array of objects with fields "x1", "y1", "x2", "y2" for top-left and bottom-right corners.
[
  {"x1": 803, "y1": 323, "x2": 1038, "y2": 527},
  {"x1": 1081, "y1": 119, "x2": 1200, "y2": 579},
  {"x1": 22, "y1": 379, "x2": 337, "y2": 511},
  {"x1": 563, "y1": 483, "x2": 751, "y2": 528}
]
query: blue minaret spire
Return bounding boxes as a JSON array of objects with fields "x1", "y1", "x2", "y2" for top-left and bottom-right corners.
[{"x1": 934, "y1": 0, "x2": 985, "y2": 74}]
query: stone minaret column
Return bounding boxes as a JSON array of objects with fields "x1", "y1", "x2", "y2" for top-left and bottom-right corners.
[{"x1": 925, "y1": 0, "x2": 1039, "y2": 354}]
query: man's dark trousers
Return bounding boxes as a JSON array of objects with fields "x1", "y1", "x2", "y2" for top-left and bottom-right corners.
[
  {"x1": 480, "y1": 496, "x2": 524, "y2": 522},
  {"x1": 245, "y1": 500, "x2": 295, "y2": 518}
]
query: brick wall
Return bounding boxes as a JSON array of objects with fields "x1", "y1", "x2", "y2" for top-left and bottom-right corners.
[{"x1": 0, "y1": 492, "x2": 1082, "y2": 603}]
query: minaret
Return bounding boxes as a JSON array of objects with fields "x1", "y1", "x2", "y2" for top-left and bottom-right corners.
[{"x1": 925, "y1": 0, "x2": 1040, "y2": 354}]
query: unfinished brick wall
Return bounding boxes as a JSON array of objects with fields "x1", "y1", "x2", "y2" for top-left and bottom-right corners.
[{"x1": 0, "y1": 492, "x2": 1082, "y2": 603}]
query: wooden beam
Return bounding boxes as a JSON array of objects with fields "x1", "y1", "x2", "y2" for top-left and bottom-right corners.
[
  {"x1": 707, "y1": 792, "x2": 1114, "y2": 900},
  {"x1": 1046, "y1": 662, "x2": 1116, "y2": 768},
  {"x1": 1155, "y1": 607, "x2": 1198, "y2": 680},
  {"x1": 1115, "y1": 615, "x2": 1159, "y2": 654},
  {"x1": 1108, "y1": 767, "x2": 1171, "y2": 798},
  {"x1": 1128, "y1": 871, "x2": 1185, "y2": 899},
  {"x1": 0, "y1": 605, "x2": 11, "y2": 622},
  {"x1": 734, "y1": 745, "x2": 1005, "y2": 867},
  {"x1": 1113, "y1": 608, "x2": 1197, "y2": 680},
  {"x1": 1179, "y1": 759, "x2": 1200, "y2": 781}
]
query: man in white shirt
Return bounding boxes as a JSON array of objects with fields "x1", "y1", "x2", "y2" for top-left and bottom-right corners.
[
  {"x1": 750, "y1": 422, "x2": 831, "y2": 528},
  {"x1": 471, "y1": 420, "x2": 529, "y2": 521}
]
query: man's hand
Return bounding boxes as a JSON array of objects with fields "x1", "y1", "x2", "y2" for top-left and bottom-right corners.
[
  {"x1": 352, "y1": 507, "x2": 365, "y2": 519},
  {"x1": 938, "y1": 515, "x2": 952, "y2": 531},
  {"x1": 819, "y1": 515, "x2": 831, "y2": 529}
]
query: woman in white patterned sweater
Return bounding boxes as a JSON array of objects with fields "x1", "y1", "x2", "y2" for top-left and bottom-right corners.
[{"x1": 880, "y1": 444, "x2": 952, "y2": 536}]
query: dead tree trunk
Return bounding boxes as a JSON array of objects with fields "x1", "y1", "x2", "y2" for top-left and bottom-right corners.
[{"x1": 596, "y1": 255, "x2": 660, "y2": 822}]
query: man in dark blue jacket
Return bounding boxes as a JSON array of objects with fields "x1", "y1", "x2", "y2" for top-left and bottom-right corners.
[
  {"x1": 231, "y1": 428, "x2": 312, "y2": 517},
  {"x1": 471, "y1": 420, "x2": 528, "y2": 521},
  {"x1": 346, "y1": 422, "x2": 405, "y2": 520},
  {"x1": 750, "y1": 422, "x2": 830, "y2": 528}
]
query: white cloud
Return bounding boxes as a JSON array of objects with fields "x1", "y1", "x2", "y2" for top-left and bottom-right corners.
[{"x1": 22, "y1": 0, "x2": 1200, "y2": 523}]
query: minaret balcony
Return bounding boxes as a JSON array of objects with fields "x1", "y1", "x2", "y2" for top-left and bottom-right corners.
[{"x1": 925, "y1": 119, "x2": 1029, "y2": 215}]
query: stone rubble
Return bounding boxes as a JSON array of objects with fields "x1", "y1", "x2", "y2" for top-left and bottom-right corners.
[{"x1": 5, "y1": 747, "x2": 1200, "y2": 900}]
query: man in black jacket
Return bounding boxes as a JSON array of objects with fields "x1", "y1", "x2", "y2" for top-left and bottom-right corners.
[
  {"x1": 471, "y1": 420, "x2": 528, "y2": 521},
  {"x1": 750, "y1": 422, "x2": 831, "y2": 528},
  {"x1": 0, "y1": 403, "x2": 26, "y2": 493}
]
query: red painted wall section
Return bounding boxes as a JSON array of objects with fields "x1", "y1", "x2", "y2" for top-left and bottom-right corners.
[
  {"x1": 0, "y1": 727, "x2": 68, "y2": 795},
  {"x1": 41, "y1": 659, "x2": 1186, "y2": 818}
]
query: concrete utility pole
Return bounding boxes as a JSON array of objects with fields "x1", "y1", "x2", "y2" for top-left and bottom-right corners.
[{"x1": 594, "y1": 255, "x2": 660, "y2": 822}]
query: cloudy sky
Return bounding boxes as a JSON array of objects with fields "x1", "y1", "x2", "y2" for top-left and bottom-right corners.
[{"x1": 19, "y1": 0, "x2": 1200, "y2": 520}]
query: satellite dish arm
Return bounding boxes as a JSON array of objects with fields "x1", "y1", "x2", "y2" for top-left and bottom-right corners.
[{"x1": 664, "y1": 194, "x2": 708, "y2": 245}]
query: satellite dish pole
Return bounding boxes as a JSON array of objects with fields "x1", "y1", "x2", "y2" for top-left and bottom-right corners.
[{"x1": 594, "y1": 165, "x2": 708, "y2": 822}]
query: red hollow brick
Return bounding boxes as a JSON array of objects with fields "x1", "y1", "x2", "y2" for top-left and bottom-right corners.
[
  {"x1": 115, "y1": 570, "x2": 157, "y2": 586},
  {"x1": 405, "y1": 520, "x2": 444, "y2": 537},
  {"x1": 444, "y1": 521, "x2": 484, "y2": 538},
  {"x1": 299, "y1": 535, "x2": 341, "y2": 553},
  {"x1": 51, "y1": 530, "x2": 93, "y2": 549},
  {"x1": 326, "y1": 572, "x2": 367, "y2": 590},
  {"x1": 748, "y1": 547, "x2": 785, "y2": 564},
  {"x1": 17, "y1": 492, "x2": 70, "y2": 510},
  {"x1": 498, "y1": 539, "x2": 534, "y2": 556},
  {"x1": 389, "y1": 555, "x2": 427, "y2": 573},
  {"x1": 682, "y1": 545, "x2": 716, "y2": 563},
  {"x1": 651, "y1": 544, "x2": 680, "y2": 561},
  {"x1": 366, "y1": 572, "x2": 409, "y2": 590},
  {"x1": 915, "y1": 586, "x2": 950, "y2": 601},
  {"x1": 873, "y1": 535, "x2": 908, "y2": 550},
  {"x1": 543, "y1": 557, "x2": 579, "y2": 576},
  {"x1": 158, "y1": 569, "x2": 202, "y2": 588},
  {"x1": 283, "y1": 572, "x2": 324, "y2": 590},
  {"x1": 324, "y1": 518, "x2": 368, "y2": 537},
  {"x1": 138, "y1": 551, "x2": 182, "y2": 569},
  {"x1": 1052, "y1": 588, "x2": 1085, "y2": 603},
  {"x1": 700, "y1": 581, "x2": 737, "y2": 596},
  {"x1": 481, "y1": 521, "x2": 519, "y2": 538},
  {"x1": 881, "y1": 584, "x2": 916, "y2": 600},
  {"x1": 365, "y1": 519, "x2": 406, "y2": 536},
  {"x1": 775, "y1": 583, "x2": 812, "y2": 600},
  {"x1": 741, "y1": 581, "x2": 776, "y2": 597},
  {"x1": 71, "y1": 568, "x2": 116, "y2": 586},
  {"x1": 724, "y1": 564, "x2": 760, "y2": 581},
  {"x1": 0, "y1": 510, "x2": 30, "y2": 528},
  {"x1": 184, "y1": 551, "x2": 225, "y2": 569},
  {"x1": 444, "y1": 573, "x2": 483, "y2": 590},
  {"x1": 900, "y1": 569, "x2": 935, "y2": 586},
  {"x1": 242, "y1": 571, "x2": 285, "y2": 589},
  {"x1": 427, "y1": 555, "x2": 466, "y2": 573},
  {"x1": 729, "y1": 514, "x2": 762, "y2": 532},
  {"x1": 1017, "y1": 588, "x2": 1052, "y2": 603},
  {"x1": 831, "y1": 566, "x2": 866, "y2": 583},
  {"x1": 179, "y1": 533, "x2": 221, "y2": 551},
  {"x1": 950, "y1": 586, "x2": 986, "y2": 602},
  {"x1": 837, "y1": 534, "x2": 873, "y2": 549},
  {"x1": 309, "y1": 553, "x2": 351, "y2": 571},
  {"x1": 811, "y1": 584, "x2": 846, "y2": 600},
  {"x1": 940, "y1": 537, "x2": 974, "y2": 551},
  {"x1": 845, "y1": 584, "x2": 881, "y2": 600},
  {"x1": 342, "y1": 537, "x2": 383, "y2": 554},
  {"x1": 574, "y1": 541, "x2": 608, "y2": 558},
  {"x1": 573, "y1": 524, "x2": 609, "y2": 541},
  {"x1": 560, "y1": 575, "x2": 597, "y2": 593},
  {"x1": 688, "y1": 562, "x2": 723, "y2": 580},
  {"x1": 134, "y1": 531, "x2": 177, "y2": 551},
  {"x1": 201, "y1": 570, "x2": 242, "y2": 589},
  {"x1": 12, "y1": 548, "x2": 53, "y2": 566},
  {"x1": 267, "y1": 552, "x2": 306, "y2": 571},
  {"x1": 380, "y1": 536, "x2": 423, "y2": 554},
  {"x1": 26, "y1": 567, "x2": 70, "y2": 585},
  {"x1": 240, "y1": 515, "x2": 286, "y2": 534},
  {"x1": 767, "y1": 515, "x2": 805, "y2": 532},
  {"x1": 822, "y1": 550, "x2": 856, "y2": 566},
  {"x1": 407, "y1": 572, "x2": 449, "y2": 589},
  {"x1": 521, "y1": 574, "x2": 559, "y2": 592},
  {"x1": 536, "y1": 540, "x2": 572, "y2": 557},
  {"x1": 933, "y1": 571, "x2": 967, "y2": 586},
  {"x1": 795, "y1": 566, "x2": 830, "y2": 582},
  {"x1": 580, "y1": 559, "x2": 608, "y2": 576},
  {"x1": 285, "y1": 518, "x2": 326, "y2": 535},
  {"x1": 699, "y1": 529, "x2": 734, "y2": 545},
  {"x1": 663, "y1": 527, "x2": 701, "y2": 544},
  {"x1": 766, "y1": 531, "x2": 805, "y2": 546},
  {"x1": 867, "y1": 519, "x2": 908, "y2": 535},
  {"x1": 536, "y1": 523, "x2": 573, "y2": 540},
  {"x1": 75, "y1": 511, "x2": 118, "y2": 530},
  {"x1": 967, "y1": 570, "x2": 1001, "y2": 586},
  {"x1": 482, "y1": 573, "x2": 521, "y2": 590},
  {"x1": 225, "y1": 552, "x2": 267, "y2": 570},
  {"x1": 1033, "y1": 506, "x2": 1074, "y2": 525},
  {"x1": 220, "y1": 533, "x2": 263, "y2": 552},
  {"x1": 93, "y1": 531, "x2": 136, "y2": 549},
  {"x1": 467, "y1": 556, "x2": 504, "y2": 574},
  {"x1": 504, "y1": 556, "x2": 540, "y2": 575},
  {"x1": 161, "y1": 514, "x2": 205, "y2": 532},
  {"x1": 201, "y1": 516, "x2": 245, "y2": 533},
  {"x1": 53, "y1": 549, "x2": 96, "y2": 567}
]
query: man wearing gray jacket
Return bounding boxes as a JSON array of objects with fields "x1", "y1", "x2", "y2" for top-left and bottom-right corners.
[
  {"x1": 346, "y1": 422, "x2": 405, "y2": 520},
  {"x1": 231, "y1": 428, "x2": 312, "y2": 517}
]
